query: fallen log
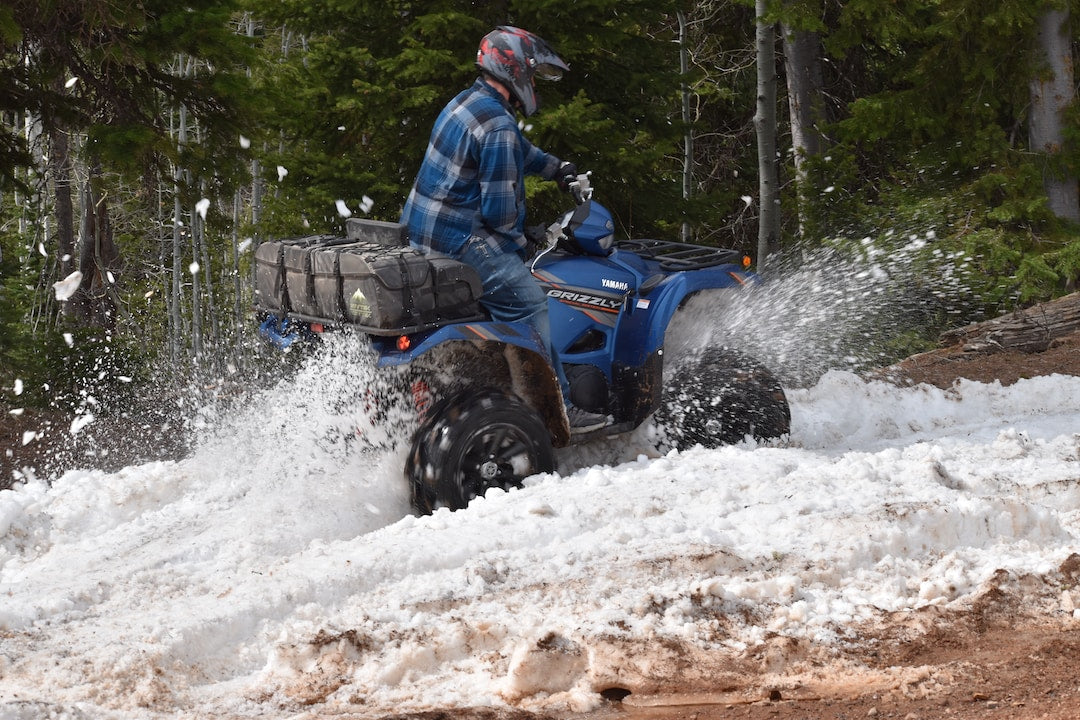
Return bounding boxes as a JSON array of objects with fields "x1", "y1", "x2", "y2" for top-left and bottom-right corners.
[{"x1": 940, "y1": 292, "x2": 1080, "y2": 353}]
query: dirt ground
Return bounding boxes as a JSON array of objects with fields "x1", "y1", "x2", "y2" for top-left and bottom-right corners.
[{"x1": 3, "y1": 323, "x2": 1080, "y2": 720}]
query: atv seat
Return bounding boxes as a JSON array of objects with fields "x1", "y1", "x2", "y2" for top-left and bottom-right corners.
[{"x1": 346, "y1": 218, "x2": 408, "y2": 246}]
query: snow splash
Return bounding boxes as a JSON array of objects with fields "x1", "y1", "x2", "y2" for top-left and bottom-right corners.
[
  {"x1": 180, "y1": 335, "x2": 421, "y2": 538},
  {"x1": 665, "y1": 233, "x2": 976, "y2": 386}
]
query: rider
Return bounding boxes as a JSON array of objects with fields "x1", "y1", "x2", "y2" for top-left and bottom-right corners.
[{"x1": 401, "y1": 26, "x2": 609, "y2": 433}]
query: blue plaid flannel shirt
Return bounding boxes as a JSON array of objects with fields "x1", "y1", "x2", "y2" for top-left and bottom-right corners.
[{"x1": 401, "y1": 79, "x2": 561, "y2": 256}]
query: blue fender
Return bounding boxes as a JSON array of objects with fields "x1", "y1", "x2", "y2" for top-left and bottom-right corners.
[
  {"x1": 612, "y1": 264, "x2": 755, "y2": 366},
  {"x1": 369, "y1": 319, "x2": 551, "y2": 368}
]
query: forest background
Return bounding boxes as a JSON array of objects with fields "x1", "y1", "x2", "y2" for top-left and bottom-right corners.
[{"x1": 1, "y1": 0, "x2": 1078, "y2": 433}]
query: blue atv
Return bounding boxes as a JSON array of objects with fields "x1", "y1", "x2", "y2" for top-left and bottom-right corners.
[{"x1": 255, "y1": 175, "x2": 789, "y2": 513}]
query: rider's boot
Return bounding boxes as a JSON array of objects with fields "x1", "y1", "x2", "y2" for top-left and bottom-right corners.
[{"x1": 566, "y1": 403, "x2": 609, "y2": 434}]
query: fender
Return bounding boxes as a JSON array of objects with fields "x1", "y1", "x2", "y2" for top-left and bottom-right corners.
[
  {"x1": 612, "y1": 263, "x2": 756, "y2": 366},
  {"x1": 370, "y1": 319, "x2": 551, "y2": 367},
  {"x1": 369, "y1": 319, "x2": 570, "y2": 446}
]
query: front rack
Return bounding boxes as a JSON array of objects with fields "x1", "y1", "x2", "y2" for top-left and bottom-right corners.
[{"x1": 615, "y1": 238, "x2": 744, "y2": 271}]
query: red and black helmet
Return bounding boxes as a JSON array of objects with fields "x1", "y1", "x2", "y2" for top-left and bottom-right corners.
[{"x1": 476, "y1": 26, "x2": 568, "y2": 117}]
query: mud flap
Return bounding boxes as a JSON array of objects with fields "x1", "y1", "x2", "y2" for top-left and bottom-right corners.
[{"x1": 504, "y1": 344, "x2": 570, "y2": 448}]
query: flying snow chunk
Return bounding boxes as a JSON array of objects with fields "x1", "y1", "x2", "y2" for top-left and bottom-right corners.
[
  {"x1": 21, "y1": 431, "x2": 36, "y2": 446},
  {"x1": 824, "y1": 186, "x2": 835, "y2": 193},
  {"x1": 335, "y1": 199, "x2": 352, "y2": 218},
  {"x1": 189, "y1": 262, "x2": 200, "y2": 274},
  {"x1": 65, "y1": 76, "x2": 79, "y2": 88},
  {"x1": 53, "y1": 271, "x2": 83, "y2": 301},
  {"x1": 277, "y1": 166, "x2": 289, "y2": 182},
  {"x1": 196, "y1": 198, "x2": 211, "y2": 220},
  {"x1": 106, "y1": 271, "x2": 115, "y2": 284},
  {"x1": 70, "y1": 413, "x2": 95, "y2": 435},
  {"x1": 360, "y1": 195, "x2": 374, "y2": 214},
  {"x1": 239, "y1": 134, "x2": 251, "y2": 149},
  {"x1": 63, "y1": 333, "x2": 74, "y2": 348},
  {"x1": 13, "y1": 379, "x2": 23, "y2": 396},
  {"x1": 741, "y1": 195, "x2": 753, "y2": 206}
]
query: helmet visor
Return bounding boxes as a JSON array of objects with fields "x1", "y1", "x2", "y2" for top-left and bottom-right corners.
[{"x1": 534, "y1": 62, "x2": 565, "y2": 81}]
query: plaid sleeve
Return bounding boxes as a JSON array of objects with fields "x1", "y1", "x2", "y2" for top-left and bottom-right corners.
[
  {"x1": 477, "y1": 127, "x2": 527, "y2": 251},
  {"x1": 522, "y1": 135, "x2": 561, "y2": 179}
]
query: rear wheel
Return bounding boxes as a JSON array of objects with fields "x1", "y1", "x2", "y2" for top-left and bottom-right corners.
[
  {"x1": 655, "y1": 347, "x2": 790, "y2": 450},
  {"x1": 406, "y1": 389, "x2": 555, "y2": 513}
]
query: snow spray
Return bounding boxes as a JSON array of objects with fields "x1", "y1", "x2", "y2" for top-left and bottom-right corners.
[{"x1": 665, "y1": 232, "x2": 977, "y2": 387}]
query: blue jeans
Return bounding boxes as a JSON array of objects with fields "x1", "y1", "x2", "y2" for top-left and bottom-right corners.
[{"x1": 452, "y1": 236, "x2": 571, "y2": 399}]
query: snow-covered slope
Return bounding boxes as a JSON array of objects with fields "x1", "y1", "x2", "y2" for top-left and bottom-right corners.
[{"x1": 2, "y1": 338, "x2": 1078, "y2": 718}]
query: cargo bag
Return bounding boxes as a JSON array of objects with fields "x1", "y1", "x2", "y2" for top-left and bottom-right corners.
[
  {"x1": 256, "y1": 236, "x2": 485, "y2": 334},
  {"x1": 254, "y1": 235, "x2": 342, "y2": 314},
  {"x1": 319, "y1": 241, "x2": 484, "y2": 332}
]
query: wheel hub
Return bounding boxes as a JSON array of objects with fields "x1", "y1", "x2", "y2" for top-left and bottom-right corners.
[{"x1": 479, "y1": 459, "x2": 501, "y2": 480}]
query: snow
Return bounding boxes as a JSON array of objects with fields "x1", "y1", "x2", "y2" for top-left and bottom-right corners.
[
  {"x1": 1, "y1": 343, "x2": 1079, "y2": 718},
  {"x1": 52, "y1": 271, "x2": 82, "y2": 302}
]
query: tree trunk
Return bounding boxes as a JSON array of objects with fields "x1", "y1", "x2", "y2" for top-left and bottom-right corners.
[
  {"x1": 72, "y1": 164, "x2": 120, "y2": 330},
  {"x1": 678, "y1": 10, "x2": 693, "y2": 243},
  {"x1": 781, "y1": 14, "x2": 826, "y2": 236},
  {"x1": 231, "y1": 189, "x2": 245, "y2": 369},
  {"x1": 171, "y1": 101, "x2": 188, "y2": 362},
  {"x1": 1029, "y1": 7, "x2": 1079, "y2": 223},
  {"x1": 46, "y1": 124, "x2": 77, "y2": 283},
  {"x1": 754, "y1": 0, "x2": 781, "y2": 269},
  {"x1": 191, "y1": 198, "x2": 203, "y2": 362},
  {"x1": 940, "y1": 292, "x2": 1080, "y2": 353}
]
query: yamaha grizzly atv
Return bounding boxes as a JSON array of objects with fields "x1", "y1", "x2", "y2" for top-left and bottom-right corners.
[{"x1": 255, "y1": 175, "x2": 790, "y2": 513}]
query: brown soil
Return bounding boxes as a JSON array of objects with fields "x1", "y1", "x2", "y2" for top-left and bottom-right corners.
[{"x1": 4, "y1": 322, "x2": 1080, "y2": 720}]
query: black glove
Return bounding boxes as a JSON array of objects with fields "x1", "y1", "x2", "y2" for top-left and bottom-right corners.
[
  {"x1": 555, "y1": 161, "x2": 578, "y2": 192},
  {"x1": 520, "y1": 224, "x2": 548, "y2": 261}
]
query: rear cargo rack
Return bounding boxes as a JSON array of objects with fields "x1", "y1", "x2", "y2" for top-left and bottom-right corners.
[{"x1": 616, "y1": 238, "x2": 743, "y2": 271}]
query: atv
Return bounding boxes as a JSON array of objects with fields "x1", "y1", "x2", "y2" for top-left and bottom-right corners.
[{"x1": 255, "y1": 175, "x2": 790, "y2": 513}]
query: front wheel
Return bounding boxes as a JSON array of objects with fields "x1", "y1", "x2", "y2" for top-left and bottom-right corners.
[
  {"x1": 406, "y1": 389, "x2": 555, "y2": 514},
  {"x1": 655, "y1": 347, "x2": 790, "y2": 451}
]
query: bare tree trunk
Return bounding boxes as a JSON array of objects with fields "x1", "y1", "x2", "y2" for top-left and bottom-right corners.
[
  {"x1": 678, "y1": 10, "x2": 693, "y2": 243},
  {"x1": 754, "y1": 0, "x2": 781, "y2": 269},
  {"x1": 72, "y1": 163, "x2": 119, "y2": 329},
  {"x1": 47, "y1": 125, "x2": 77, "y2": 283},
  {"x1": 171, "y1": 101, "x2": 187, "y2": 362},
  {"x1": 781, "y1": 13, "x2": 826, "y2": 236},
  {"x1": 197, "y1": 192, "x2": 220, "y2": 362},
  {"x1": 231, "y1": 189, "x2": 245, "y2": 369},
  {"x1": 1029, "y1": 7, "x2": 1079, "y2": 223},
  {"x1": 191, "y1": 198, "x2": 203, "y2": 363}
]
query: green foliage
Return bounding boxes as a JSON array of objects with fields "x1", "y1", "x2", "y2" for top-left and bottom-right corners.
[
  {"x1": 0, "y1": 229, "x2": 33, "y2": 393},
  {"x1": 250, "y1": 0, "x2": 689, "y2": 239},
  {"x1": 5, "y1": 0, "x2": 1080, "y2": 414}
]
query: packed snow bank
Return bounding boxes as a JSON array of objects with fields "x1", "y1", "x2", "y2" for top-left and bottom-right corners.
[{"x1": 1, "y1": 368, "x2": 1079, "y2": 718}]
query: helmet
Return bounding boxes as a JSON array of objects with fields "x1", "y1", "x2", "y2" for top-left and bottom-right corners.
[{"x1": 476, "y1": 26, "x2": 568, "y2": 117}]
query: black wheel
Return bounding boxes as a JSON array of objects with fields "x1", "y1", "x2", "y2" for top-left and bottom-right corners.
[
  {"x1": 655, "y1": 347, "x2": 790, "y2": 451},
  {"x1": 406, "y1": 389, "x2": 555, "y2": 513}
]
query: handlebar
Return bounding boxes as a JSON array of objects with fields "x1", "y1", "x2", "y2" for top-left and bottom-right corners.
[{"x1": 567, "y1": 172, "x2": 593, "y2": 204}]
